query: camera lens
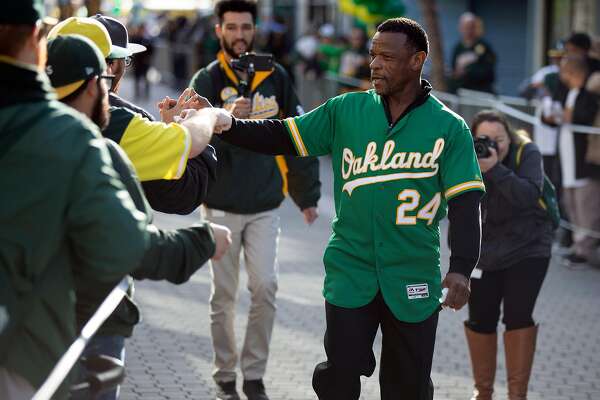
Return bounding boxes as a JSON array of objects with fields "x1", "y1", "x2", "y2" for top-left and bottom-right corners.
[{"x1": 474, "y1": 141, "x2": 490, "y2": 158}]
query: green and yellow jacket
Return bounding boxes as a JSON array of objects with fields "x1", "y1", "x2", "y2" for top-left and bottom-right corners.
[
  {"x1": 190, "y1": 52, "x2": 321, "y2": 214},
  {"x1": 0, "y1": 57, "x2": 149, "y2": 397},
  {"x1": 75, "y1": 140, "x2": 216, "y2": 338},
  {"x1": 103, "y1": 105, "x2": 191, "y2": 182}
]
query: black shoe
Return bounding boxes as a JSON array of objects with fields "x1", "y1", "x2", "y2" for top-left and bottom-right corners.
[
  {"x1": 563, "y1": 253, "x2": 588, "y2": 269},
  {"x1": 242, "y1": 379, "x2": 270, "y2": 400},
  {"x1": 216, "y1": 380, "x2": 240, "y2": 400}
]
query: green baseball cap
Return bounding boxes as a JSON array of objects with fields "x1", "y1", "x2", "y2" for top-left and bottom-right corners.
[
  {"x1": 0, "y1": 0, "x2": 45, "y2": 25},
  {"x1": 46, "y1": 35, "x2": 107, "y2": 100}
]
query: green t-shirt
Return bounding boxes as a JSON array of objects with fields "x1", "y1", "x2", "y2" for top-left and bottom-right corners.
[{"x1": 283, "y1": 90, "x2": 484, "y2": 322}]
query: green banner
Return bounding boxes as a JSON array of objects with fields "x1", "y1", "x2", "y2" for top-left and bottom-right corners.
[{"x1": 339, "y1": 0, "x2": 406, "y2": 25}]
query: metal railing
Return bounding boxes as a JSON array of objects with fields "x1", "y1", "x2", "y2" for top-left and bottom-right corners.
[{"x1": 32, "y1": 278, "x2": 130, "y2": 400}]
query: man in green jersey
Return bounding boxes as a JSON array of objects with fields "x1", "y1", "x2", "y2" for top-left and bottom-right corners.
[{"x1": 203, "y1": 17, "x2": 485, "y2": 399}]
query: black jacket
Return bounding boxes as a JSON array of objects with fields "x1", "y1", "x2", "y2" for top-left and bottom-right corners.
[
  {"x1": 190, "y1": 52, "x2": 321, "y2": 214},
  {"x1": 109, "y1": 92, "x2": 218, "y2": 214},
  {"x1": 571, "y1": 87, "x2": 600, "y2": 179},
  {"x1": 551, "y1": 58, "x2": 600, "y2": 179},
  {"x1": 478, "y1": 142, "x2": 553, "y2": 271}
]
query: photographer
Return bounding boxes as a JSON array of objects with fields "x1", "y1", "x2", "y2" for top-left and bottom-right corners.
[{"x1": 464, "y1": 110, "x2": 553, "y2": 400}]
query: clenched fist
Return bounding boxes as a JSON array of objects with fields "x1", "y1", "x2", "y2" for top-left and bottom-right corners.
[{"x1": 210, "y1": 223, "x2": 232, "y2": 261}]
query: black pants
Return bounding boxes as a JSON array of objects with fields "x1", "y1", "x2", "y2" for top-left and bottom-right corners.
[
  {"x1": 467, "y1": 257, "x2": 549, "y2": 334},
  {"x1": 312, "y1": 292, "x2": 439, "y2": 400}
]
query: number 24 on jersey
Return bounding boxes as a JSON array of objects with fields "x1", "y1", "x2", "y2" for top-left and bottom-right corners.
[{"x1": 396, "y1": 190, "x2": 441, "y2": 226}]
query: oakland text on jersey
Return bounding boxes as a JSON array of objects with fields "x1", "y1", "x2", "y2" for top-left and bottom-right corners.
[{"x1": 341, "y1": 138, "x2": 445, "y2": 195}]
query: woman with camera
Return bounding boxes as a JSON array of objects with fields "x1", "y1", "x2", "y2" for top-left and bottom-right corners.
[{"x1": 465, "y1": 110, "x2": 554, "y2": 400}]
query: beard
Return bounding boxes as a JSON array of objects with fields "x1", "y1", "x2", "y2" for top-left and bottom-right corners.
[
  {"x1": 91, "y1": 88, "x2": 110, "y2": 131},
  {"x1": 222, "y1": 37, "x2": 254, "y2": 59}
]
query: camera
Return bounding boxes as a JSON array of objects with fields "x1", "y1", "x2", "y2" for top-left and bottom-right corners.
[
  {"x1": 230, "y1": 52, "x2": 273, "y2": 97},
  {"x1": 230, "y1": 52, "x2": 274, "y2": 73},
  {"x1": 474, "y1": 136, "x2": 499, "y2": 158}
]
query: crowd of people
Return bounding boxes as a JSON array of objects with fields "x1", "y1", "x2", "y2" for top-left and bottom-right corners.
[
  {"x1": 521, "y1": 31, "x2": 600, "y2": 269},
  {"x1": 1, "y1": 1, "x2": 599, "y2": 400}
]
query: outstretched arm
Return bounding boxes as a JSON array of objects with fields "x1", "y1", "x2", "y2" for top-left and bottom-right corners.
[
  {"x1": 131, "y1": 222, "x2": 231, "y2": 284},
  {"x1": 218, "y1": 116, "x2": 298, "y2": 155}
]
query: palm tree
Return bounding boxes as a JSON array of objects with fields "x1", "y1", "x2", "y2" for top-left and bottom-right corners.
[{"x1": 419, "y1": 0, "x2": 447, "y2": 91}]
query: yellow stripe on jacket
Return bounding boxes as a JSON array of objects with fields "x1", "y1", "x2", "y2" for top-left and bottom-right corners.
[{"x1": 119, "y1": 114, "x2": 191, "y2": 181}]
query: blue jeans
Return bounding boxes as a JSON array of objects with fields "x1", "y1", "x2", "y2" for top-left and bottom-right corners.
[{"x1": 80, "y1": 335, "x2": 126, "y2": 400}]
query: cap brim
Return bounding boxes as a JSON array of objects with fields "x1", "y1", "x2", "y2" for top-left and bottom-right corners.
[
  {"x1": 128, "y1": 43, "x2": 147, "y2": 54},
  {"x1": 42, "y1": 17, "x2": 58, "y2": 26},
  {"x1": 108, "y1": 45, "x2": 131, "y2": 59},
  {"x1": 54, "y1": 79, "x2": 85, "y2": 100},
  {"x1": 547, "y1": 49, "x2": 565, "y2": 57}
]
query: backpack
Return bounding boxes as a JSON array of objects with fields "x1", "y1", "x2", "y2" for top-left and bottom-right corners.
[{"x1": 514, "y1": 134, "x2": 561, "y2": 229}]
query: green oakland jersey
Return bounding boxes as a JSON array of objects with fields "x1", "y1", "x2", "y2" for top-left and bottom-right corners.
[{"x1": 283, "y1": 89, "x2": 484, "y2": 322}]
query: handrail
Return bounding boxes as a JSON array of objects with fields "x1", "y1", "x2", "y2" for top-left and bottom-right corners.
[
  {"x1": 32, "y1": 278, "x2": 129, "y2": 400},
  {"x1": 322, "y1": 73, "x2": 600, "y2": 135}
]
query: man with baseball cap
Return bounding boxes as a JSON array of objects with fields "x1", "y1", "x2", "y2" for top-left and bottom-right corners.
[
  {"x1": 92, "y1": 13, "x2": 220, "y2": 214},
  {"x1": 92, "y1": 14, "x2": 146, "y2": 95},
  {"x1": 50, "y1": 16, "x2": 219, "y2": 215},
  {"x1": 0, "y1": 2, "x2": 150, "y2": 399},
  {"x1": 46, "y1": 34, "x2": 232, "y2": 400}
]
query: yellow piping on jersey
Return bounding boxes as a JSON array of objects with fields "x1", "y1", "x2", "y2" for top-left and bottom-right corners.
[
  {"x1": 275, "y1": 156, "x2": 288, "y2": 195},
  {"x1": 444, "y1": 180, "x2": 485, "y2": 199},
  {"x1": 284, "y1": 118, "x2": 308, "y2": 156}
]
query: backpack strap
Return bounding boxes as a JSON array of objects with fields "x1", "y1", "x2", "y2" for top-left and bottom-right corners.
[{"x1": 514, "y1": 131, "x2": 531, "y2": 167}]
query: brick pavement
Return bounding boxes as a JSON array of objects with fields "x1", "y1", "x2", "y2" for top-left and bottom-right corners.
[{"x1": 116, "y1": 78, "x2": 600, "y2": 400}]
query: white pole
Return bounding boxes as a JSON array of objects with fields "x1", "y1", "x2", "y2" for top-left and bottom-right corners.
[{"x1": 32, "y1": 278, "x2": 130, "y2": 400}]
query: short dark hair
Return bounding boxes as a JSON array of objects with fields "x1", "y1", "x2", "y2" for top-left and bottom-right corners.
[
  {"x1": 0, "y1": 24, "x2": 34, "y2": 57},
  {"x1": 215, "y1": 0, "x2": 257, "y2": 23},
  {"x1": 566, "y1": 32, "x2": 592, "y2": 52},
  {"x1": 377, "y1": 18, "x2": 429, "y2": 54}
]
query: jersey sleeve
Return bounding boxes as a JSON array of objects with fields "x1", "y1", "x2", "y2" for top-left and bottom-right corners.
[
  {"x1": 120, "y1": 114, "x2": 191, "y2": 182},
  {"x1": 106, "y1": 108, "x2": 191, "y2": 182},
  {"x1": 282, "y1": 98, "x2": 336, "y2": 157},
  {"x1": 440, "y1": 123, "x2": 485, "y2": 200}
]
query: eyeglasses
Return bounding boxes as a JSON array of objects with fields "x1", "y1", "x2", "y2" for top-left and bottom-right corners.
[
  {"x1": 98, "y1": 74, "x2": 116, "y2": 89},
  {"x1": 106, "y1": 57, "x2": 133, "y2": 69}
]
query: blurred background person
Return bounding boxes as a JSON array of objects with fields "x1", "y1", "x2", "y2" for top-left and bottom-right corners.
[
  {"x1": 520, "y1": 46, "x2": 565, "y2": 241},
  {"x1": 338, "y1": 26, "x2": 370, "y2": 93},
  {"x1": 191, "y1": 15, "x2": 221, "y2": 71},
  {"x1": 189, "y1": 1, "x2": 321, "y2": 399},
  {"x1": 564, "y1": 32, "x2": 600, "y2": 72},
  {"x1": 294, "y1": 27, "x2": 320, "y2": 79},
  {"x1": 168, "y1": 16, "x2": 191, "y2": 90},
  {"x1": 259, "y1": 14, "x2": 293, "y2": 79},
  {"x1": 316, "y1": 23, "x2": 345, "y2": 77},
  {"x1": 85, "y1": 0, "x2": 101, "y2": 16},
  {"x1": 449, "y1": 12, "x2": 496, "y2": 94},
  {"x1": 58, "y1": 0, "x2": 74, "y2": 20},
  {"x1": 465, "y1": 110, "x2": 554, "y2": 400},
  {"x1": 557, "y1": 56, "x2": 600, "y2": 268},
  {"x1": 129, "y1": 22, "x2": 155, "y2": 100}
]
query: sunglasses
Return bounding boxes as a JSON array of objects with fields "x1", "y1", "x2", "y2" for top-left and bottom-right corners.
[
  {"x1": 98, "y1": 74, "x2": 116, "y2": 89},
  {"x1": 106, "y1": 57, "x2": 133, "y2": 69}
]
